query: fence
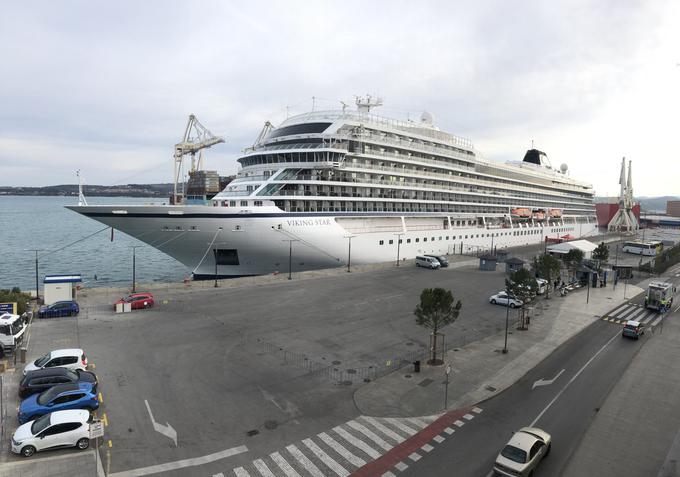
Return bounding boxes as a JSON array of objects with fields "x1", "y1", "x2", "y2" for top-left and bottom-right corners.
[{"x1": 639, "y1": 243, "x2": 680, "y2": 275}]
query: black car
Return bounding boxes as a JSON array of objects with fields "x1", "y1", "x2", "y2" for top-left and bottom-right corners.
[
  {"x1": 425, "y1": 254, "x2": 449, "y2": 267},
  {"x1": 19, "y1": 367, "x2": 97, "y2": 399}
]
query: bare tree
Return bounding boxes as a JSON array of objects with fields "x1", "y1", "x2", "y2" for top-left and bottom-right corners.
[{"x1": 414, "y1": 288, "x2": 462, "y2": 365}]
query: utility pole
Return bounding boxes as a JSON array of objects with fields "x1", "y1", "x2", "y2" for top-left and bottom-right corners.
[
  {"x1": 28, "y1": 249, "x2": 44, "y2": 303},
  {"x1": 394, "y1": 232, "x2": 405, "y2": 266},
  {"x1": 503, "y1": 303, "x2": 509, "y2": 354},
  {"x1": 131, "y1": 246, "x2": 142, "y2": 293},
  {"x1": 282, "y1": 239, "x2": 299, "y2": 280},
  {"x1": 344, "y1": 235, "x2": 354, "y2": 272},
  {"x1": 213, "y1": 249, "x2": 219, "y2": 287}
]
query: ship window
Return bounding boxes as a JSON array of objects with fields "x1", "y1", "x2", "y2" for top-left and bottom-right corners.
[
  {"x1": 230, "y1": 201, "x2": 236, "y2": 207},
  {"x1": 379, "y1": 240, "x2": 384, "y2": 245},
  {"x1": 389, "y1": 239, "x2": 394, "y2": 245},
  {"x1": 465, "y1": 235, "x2": 468, "y2": 239},
  {"x1": 446, "y1": 236, "x2": 449, "y2": 240},
  {"x1": 416, "y1": 238, "x2": 420, "y2": 243},
  {"x1": 214, "y1": 249, "x2": 239, "y2": 266},
  {"x1": 267, "y1": 122, "x2": 332, "y2": 139},
  {"x1": 240, "y1": 201, "x2": 248, "y2": 206},
  {"x1": 407, "y1": 238, "x2": 411, "y2": 243},
  {"x1": 432, "y1": 237, "x2": 435, "y2": 241},
  {"x1": 254, "y1": 201, "x2": 263, "y2": 206},
  {"x1": 399, "y1": 239, "x2": 403, "y2": 244},
  {"x1": 424, "y1": 238, "x2": 427, "y2": 242}
]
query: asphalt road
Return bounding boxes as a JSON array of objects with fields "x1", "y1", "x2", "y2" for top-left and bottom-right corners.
[{"x1": 401, "y1": 281, "x2": 679, "y2": 477}]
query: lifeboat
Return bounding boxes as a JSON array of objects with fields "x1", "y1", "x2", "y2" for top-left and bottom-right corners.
[
  {"x1": 511, "y1": 207, "x2": 532, "y2": 218},
  {"x1": 549, "y1": 208, "x2": 562, "y2": 218},
  {"x1": 532, "y1": 209, "x2": 546, "y2": 220}
]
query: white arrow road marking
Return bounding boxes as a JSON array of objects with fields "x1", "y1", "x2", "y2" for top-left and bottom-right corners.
[
  {"x1": 532, "y1": 369, "x2": 565, "y2": 390},
  {"x1": 144, "y1": 399, "x2": 178, "y2": 447}
]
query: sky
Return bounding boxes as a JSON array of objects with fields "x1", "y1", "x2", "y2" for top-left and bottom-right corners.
[{"x1": 1, "y1": 1, "x2": 679, "y2": 197}]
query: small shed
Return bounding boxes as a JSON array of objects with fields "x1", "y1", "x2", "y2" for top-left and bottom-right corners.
[
  {"x1": 43, "y1": 275, "x2": 82, "y2": 305},
  {"x1": 546, "y1": 239, "x2": 597, "y2": 259},
  {"x1": 479, "y1": 254, "x2": 498, "y2": 271},
  {"x1": 505, "y1": 257, "x2": 525, "y2": 274},
  {"x1": 495, "y1": 249, "x2": 509, "y2": 263}
]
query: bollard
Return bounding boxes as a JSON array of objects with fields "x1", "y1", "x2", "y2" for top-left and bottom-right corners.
[
  {"x1": 20, "y1": 347, "x2": 27, "y2": 364},
  {"x1": 413, "y1": 360, "x2": 421, "y2": 373}
]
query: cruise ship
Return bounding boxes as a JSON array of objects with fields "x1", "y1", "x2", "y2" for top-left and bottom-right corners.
[{"x1": 68, "y1": 98, "x2": 598, "y2": 278}]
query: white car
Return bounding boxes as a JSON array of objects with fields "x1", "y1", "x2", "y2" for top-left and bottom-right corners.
[
  {"x1": 489, "y1": 291, "x2": 523, "y2": 308},
  {"x1": 11, "y1": 409, "x2": 91, "y2": 457},
  {"x1": 23, "y1": 348, "x2": 88, "y2": 375},
  {"x1": 493, "y1": 427, "x2": 552, "y2": 476}
]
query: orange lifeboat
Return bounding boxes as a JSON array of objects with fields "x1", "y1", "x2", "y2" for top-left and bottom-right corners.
[
  {"x1": 532, "y1": 209, "x2": 546, "y2": 220},
  {"x1": 511, "y1": 207, "x2": 532, "y2": 218},
  {"x1": 549, "y1": 208, "x2": 562, "y2": 218}
]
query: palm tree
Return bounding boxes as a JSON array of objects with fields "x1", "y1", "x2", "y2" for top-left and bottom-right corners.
[{"x1": 414, "y1": 288, "x2": 462, "y2": 365}]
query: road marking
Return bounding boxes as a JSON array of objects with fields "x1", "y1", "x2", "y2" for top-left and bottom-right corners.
[
  {"x1": 405, "y1": 417, "x2": 428, "y2": 429},
  {"x1": 108, "y1": 440, "x2": 113, "y2": 448},
  {"x1": 318, "y1": 432, "x2": 366, "y2": 467},
  {"x1": 408, "y1": 452, "x2": 421, "y2": 462},
  {"x1": 253, "y1": 458, "x2": 276, "y2": 477},
  {"x1": 394, "y1": 462, "x2": 408, "y2": 471},
  {"x1": 286, "y1": 444, "x2": 324, "y2": 477},
  {"x1": 444, "y1": 427, "x2": 455, "y2": 435},
  {"x1": 433, "y1": 435, "x2": 445, "y2": 443},
  {"x1": 530, "y1": 330, "x2": 621, "y2": 427},
  {"x1": 98, "y1": 392, "x2": 103, "y2": 403},
  {"x1": 381, "y1": 473, "x2": 396, "y2": 477},
  {"x1": 650, "y1": 315, "x2": 665, "y2": 327},
  {"x1": 102, "y1": 413, "x2": 108, "y2": 426},
  {"x1": 608, "y1": 303, "x2": 630, "y2": 316},
  {"x1": 421, "y1": 443, "x2": 434, "y2": 452},
  {"x1": 360, "y1": 416, "x2": 405, "y2": 443},
  {"x1": 333, "y1": 426, "x2": 381, "y2": 459},
  {"x1": 532, "y1": 369, "x2": 566, "y2": 390},
  {"x1": 213, "y1": 474, "x2": 225, "y2": 477},
  {"x1": 463, "y1": 413, "x2": 475, "y2": 420},
  {"x1": 108, "y1": 445, "x2": 248, "y2": 477},
  {"x1": 233, "y1": 468, "x2": 250, "y2": 477},
  {"x1": 270, "y1": 451, "x2": 301, "y2": 477},
  {"x1": 383, "y1": 418, "x2": 417, "y2": 436},
  {"x1": 347, "y1": 420, "x2": 393, "y2": 451},
  {"x1": 144, "y1": 399, "x2": 177, "y2": 447},
  {"x1": 302, "y1": 438, "x2": 349, "y2": 476},
  {"x1": 472, "y1": 407, "x2": 483, "y2": 414},
  {"x1": 453, "y1": 420, "x2": 465, "y2": 427}
]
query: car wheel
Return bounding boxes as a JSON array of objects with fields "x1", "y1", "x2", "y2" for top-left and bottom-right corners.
[
  {"x1": 491, "y1": 299, "x2": 496, "y2": 305},
  {"x1": 76, "y1": 438, "x2": 90, "y2": 450},
  {"x1": 21, "y1": 445, "x2": 36, "y2": 457},
  {"x1": 509, "y1": 303, "x2": 516, "y2": 308}
]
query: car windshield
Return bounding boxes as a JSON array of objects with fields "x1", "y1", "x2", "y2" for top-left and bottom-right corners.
[
  {"x1": 624, "y1": 324, "x2": 638, "y2": 330},
  {"x1": 501, "y1": 444, "x2": 527, "y2": 463},
  {"x1": 34, "y1": 353, "x2": 50, "y2": 367},
  {"x1": 30, "y1": 414, "x2": 51, "y2": 435},
  {"x1": 37, "y1": 386, "x2": 62, "y2": 405}
]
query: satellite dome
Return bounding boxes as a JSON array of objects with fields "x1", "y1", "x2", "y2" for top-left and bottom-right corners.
[
  {"x1": 420, "y1": 111, "x2": 435, "y2": 125},
  {"x1": 560, "y1": 163, "x2": 568, "y2": 174}
]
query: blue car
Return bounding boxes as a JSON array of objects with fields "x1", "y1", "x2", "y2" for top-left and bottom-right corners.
[
  {"x1": 38, "y1": 301, "x2": 79, "y2": 318},
  {"x1": 18, "y1": 382, "x2": 98, "y2": 424}
]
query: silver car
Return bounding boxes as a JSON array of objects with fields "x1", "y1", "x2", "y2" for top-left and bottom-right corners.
[
  {"x1": 493, "y1": 427, "x2": 551, "y2": 476},
  {"x1": 489, "y1": 291, "x2": 523, "y2": 308}
]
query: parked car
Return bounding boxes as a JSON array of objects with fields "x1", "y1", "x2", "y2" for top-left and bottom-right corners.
[
  {"x1": 622, "y1": 320, "x2": 644, "y2": 339},
  {"x1": 425, "y1": 254, "x2": 449, "y2": 267},
  {"x1": 535, "y1": 278, "x2": 548, "y2": 295},
  {"x1": 38, "y1": 301, "x2": 79, "y2": 319},
  {"x1": 113, "y1": 292, "x2": 155, "y2": 310},
  {"x1": 493, "y1": 427, "x2": 551, "y2": 476},
  {"x1": 415, "y1": 256, "x2": 441, "y2": 269},
  {"x1": 489, "y1": 291, "x2": 523, "y2": 308},
  {"x1": 11, "y1": 409, "x2": 92, "y2": 457},
  {"x1": 18, "y1": 382, "x2": 99, "y2": 424},
  {"x1": 23, "y1": 349, "x2": 88, "y2": 375},
  {"x1": 19, "y1": 367, "x2": 97, "y2": 398}
]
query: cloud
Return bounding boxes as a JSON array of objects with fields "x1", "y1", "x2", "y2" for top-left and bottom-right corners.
[{"x1": 0, "y1": 0, "x2": 678, "y2": 194}]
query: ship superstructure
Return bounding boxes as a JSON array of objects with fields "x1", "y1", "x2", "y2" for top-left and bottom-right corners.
[{"x1": 68, "y1": 98, "x2": 598, "y2": 278}]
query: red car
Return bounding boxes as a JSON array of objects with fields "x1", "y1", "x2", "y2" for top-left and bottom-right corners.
[{"x1": 114, "y1": 293, "x2": 155, "y2": 310}]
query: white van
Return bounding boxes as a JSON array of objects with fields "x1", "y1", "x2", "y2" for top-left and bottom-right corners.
[
  {"x1": 535, "y1": 278, "x2": 548, "y2": 295},
  {"x1": 416, "y1": 256, "x2": 441, "y2": 269}
]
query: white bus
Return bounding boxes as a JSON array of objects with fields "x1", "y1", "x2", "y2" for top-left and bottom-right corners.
[{"x1": 622, "y1": 241, "x2": 663, "y2": 256}]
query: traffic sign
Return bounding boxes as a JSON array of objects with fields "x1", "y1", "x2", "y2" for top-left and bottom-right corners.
[{"x1": 89, "y1": 420, "x2": 104, "y2": 439}]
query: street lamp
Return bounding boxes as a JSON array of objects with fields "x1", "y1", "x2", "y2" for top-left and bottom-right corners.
[
  {"x1": 503, "y1": 303, "x2": 509, "y2": 354},
  {"x1": 28, "y1": 249, "x2": 44, "y2": 303},
  {"x1": 282, "y1": 239, "x2": 299, "y2": 280},
  {"x1": 443, "y1": 364, "x2": 451, "y2": 410},
  {"x1": 394, "y1": 232, "x2": 405, "y2": 266},
  {"x1": 344, "y1": 235, "x2": 354, "y2": 272}
]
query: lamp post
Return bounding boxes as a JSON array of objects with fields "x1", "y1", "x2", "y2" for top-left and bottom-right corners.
[
  {"x1": 443, "y1": 364, "x2": 451, "y2": 410},
  {"x1": 28, "y1": 249, "x2": 44, "y2": 303},
  {"x1": 344, "y1": 235, "x2": 354, "y2": 272},
  {"x1": 213, "y1": 248, "x2": 219, "y2": 287},
  {"x1": 394, "y1": 232, "x2": 405, "y2": 266},
  {"x1": 131, "y1": 246, "x2": 141, "y2": 293},
  {"x1": 503, "y1": 303, "x2": 509, "y2": 354},
  {"x1": 282, "y1": 239, "x2": 299, "y2": 280}
]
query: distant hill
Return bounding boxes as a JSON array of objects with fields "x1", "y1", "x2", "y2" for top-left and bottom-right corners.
[
  {"x1": 595, "y1": 196, "x2": 680, "y2": 213},
  {"x1": 0, "y1": 183, "x2": 175, "y2": 198}
]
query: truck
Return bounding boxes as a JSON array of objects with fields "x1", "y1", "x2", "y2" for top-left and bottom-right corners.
[
  {"x1": 0, "y1": 312, "x2": 26, "y2": 359},
  {"x1": 645, "y1": 282, "x2": 675, "y2": 312}
]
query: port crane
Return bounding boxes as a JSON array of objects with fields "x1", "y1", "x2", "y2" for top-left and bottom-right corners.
[{"x1": 172, "y1": 114, "x2": 225, "y2": 204}]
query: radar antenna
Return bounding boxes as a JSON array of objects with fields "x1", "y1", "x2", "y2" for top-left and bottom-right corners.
[
  {"x1": 76, "y1": 169, "x2": 87, "y2": 206},
  {"x1": 173, "y1": 114, "x2": 225, "y2": 204}
]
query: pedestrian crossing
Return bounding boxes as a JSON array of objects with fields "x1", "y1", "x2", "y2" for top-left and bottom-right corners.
[
  {"x1": 601, "y1": 302, "x2": 665, "y2": 327},
  {"x1": 214, "y1": 408, "x2": 483, "y2": 477}
]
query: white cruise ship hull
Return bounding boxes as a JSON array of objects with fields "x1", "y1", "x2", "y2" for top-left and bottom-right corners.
[{"x1": 67, "y1": 205, "x2": 599, "y2": 278}]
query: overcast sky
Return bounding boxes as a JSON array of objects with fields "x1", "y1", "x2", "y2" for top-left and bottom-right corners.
[{"x1": 1, "y1": 1, "x2": 678, "y2": 197}]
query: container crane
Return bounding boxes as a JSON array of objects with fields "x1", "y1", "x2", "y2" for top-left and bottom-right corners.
[{"x1": 172, "y1": 114, "x2": 225, "y2": 204}]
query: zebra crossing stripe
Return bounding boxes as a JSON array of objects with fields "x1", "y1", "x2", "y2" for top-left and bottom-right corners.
[
  {"x1": 609, "y1": 303, "x2": 629, "y2": 315},
  {"x1": 463, "y1": 413, "x2": 475, "y2": 420},
  {"x1": 384, "y1": 418, "x2": 418, "y2": 436},
  {"x1": 408, "y1": 452, "x2": 421, "y2": 462},
  {"x1": 433, "y1": 435, "x2": 445, "y2": 443},
  {"x1": 302, "y1": 438, "x2": 349, "y2": 477},
  {"x1": 318, "y1": 432, "x2": 367, "y2": 468},
  {"x1": 444, "y1": 427, "x2": 455, "y2": 435},
  {"x1": 453, "y1": 420, "x2": 465, "y2": 427},
  {"x1": 253, "y1": 459, "x2": 276, "y2": 477},
  {"x1": 405, "y1": 417, "x2": 428, "y2": 429},
  {"x1": 286, "y1": 444, "x2": 325, "y2": 477},
  {"x1": 333, "y1": 426, "x2": 382, "y2": 459},
  {"x1": 618, "y1": 306, "x2": 641, "y2": 320},
  {"x1": 627, "y1": 308, "x2": 648, "y2": 321},
  {"x1": 472, "y1": 407, "x2": 483, "y2": 414},
  {"x1": 347, "y1": 421, "x2": 394, "y2": 451},
  {"x1": 650, "y1": 315, "x2": 664, "y2": 327},
  {"x1": 360, "y1": 417, "x2": 405, "y2": 443},
  {"x1": 270, "y1": 451, "x2": 301, "y2": 477},
  {"x1": 233, "y1": 467, "x2": 250, "y2": 477},
  {"x1": 421, "y1": 443, "x2": 434, "y2": 452},
  {"x1": 213, "y1": 473, "x2": 225, "y2": 477},
  {"x1": 381, "y1": 473, "x2": 396, "y2": 477},
  {"x1": 394, "y1": 462, "x2": 409, "y2": 471}
]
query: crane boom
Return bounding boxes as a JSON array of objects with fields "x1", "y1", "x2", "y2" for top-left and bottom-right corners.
[{"x1": 173, "y1": 114, "x2": 225, "y2": 204}]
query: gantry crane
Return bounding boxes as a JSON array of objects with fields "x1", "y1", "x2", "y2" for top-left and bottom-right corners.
[{"x1": 172, "y1": 114, "x2": 225, "y2": 204}]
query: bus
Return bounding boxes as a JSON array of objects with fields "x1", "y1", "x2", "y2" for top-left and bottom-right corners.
[{"x1": 622, "y1": 240, "x2": 663, "y2": 256}]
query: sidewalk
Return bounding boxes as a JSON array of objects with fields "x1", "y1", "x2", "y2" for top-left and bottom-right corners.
[{"x1": 354, "y1": 281, "x2": 644, "y2": 417}]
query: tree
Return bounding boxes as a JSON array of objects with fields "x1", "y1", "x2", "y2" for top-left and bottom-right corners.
[
  {"x1": 506, "y1": 268, "x2": 538, "y2": 304},
  {"x1": 0, "y1": 288, "x2": 31, "y2": 315},
  {"x1": 414, "y1": 288, "x2": 462, "y2": 365},
  {"x1": 563, "y1": 248, "x2": 584, "y2": 281},
  {"x1": 592, "y1": 242, "x2": 609, "y2": 270},
  {"x1": 534, "y1": 253, "x2": 561, "y2": 297}
]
